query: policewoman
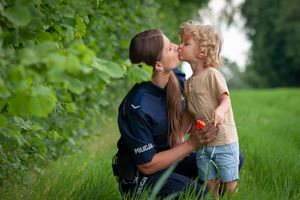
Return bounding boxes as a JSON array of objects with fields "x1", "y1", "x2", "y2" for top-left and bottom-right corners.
[{"x1": 113, "y1": 29, "x2": 219, "y2": 198}]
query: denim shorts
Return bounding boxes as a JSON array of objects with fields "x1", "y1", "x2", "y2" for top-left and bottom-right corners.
[{"x1": 196, "y1": 142, "x2": 239, "y2": 183}]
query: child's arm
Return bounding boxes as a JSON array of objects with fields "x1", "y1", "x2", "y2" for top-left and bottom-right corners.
[
  {"x1": 179, "y1": 111, "x2": 194, "y2": 141},
  {"x1": 213, "y1": 92, "x2": 231, "y2": 127}
]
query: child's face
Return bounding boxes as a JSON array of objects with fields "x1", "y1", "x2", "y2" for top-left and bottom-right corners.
[{"x1": 178, "y1": 35, "x2": 200, "y2": 63}]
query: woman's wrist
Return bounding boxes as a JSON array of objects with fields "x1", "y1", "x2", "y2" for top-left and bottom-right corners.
[{"x1": 186, "y1": 138, "x2": 197, "y2": 151}]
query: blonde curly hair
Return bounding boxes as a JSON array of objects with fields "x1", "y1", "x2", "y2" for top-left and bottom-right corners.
[{"x1": 179, "y1": 20, "x2": 223, "y2": 68}]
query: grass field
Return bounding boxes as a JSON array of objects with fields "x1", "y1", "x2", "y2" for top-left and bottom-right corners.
[{"x1": 1, "y1": 88, "x2": 300, "y2": 199}]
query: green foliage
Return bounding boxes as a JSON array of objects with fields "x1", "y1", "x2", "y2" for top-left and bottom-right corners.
[
  {"x1": 241, "y1": 0, "x2": 300, "y2": 87},
  {"x1": 0, "y1": 0, "x2": 159, "y2": 185}
]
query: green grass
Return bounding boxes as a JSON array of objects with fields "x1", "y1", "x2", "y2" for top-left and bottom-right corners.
[
  {"x1": 0, "y1": 123, "x2": 121, "y2": 200},
  {"x1": 231, "y1": 88, "x2": 300, "y2": 199},
  {"x1": 1, "y1": 88, "x2": 300, "y2": 199}
]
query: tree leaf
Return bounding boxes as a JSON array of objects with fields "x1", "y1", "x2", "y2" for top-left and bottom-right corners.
[
  {"x1": 14, "y1": 116, "x2": 32, "y2": 130},
  {"x1": 18, "y1": 48, "x2": 39, "y2": 66},
  {"x1": 105, "y1": 60, "x2": 126, "y2": 78},
  {"x1": 65, "y1": 102, "x2": 77, "y2": 113},
  {"x1": 2, "y1": 4, "x2": 31, "y2": 26},
  {"x1": 28, "y1": 85, "x2": 57, "y2": 117},
  {"x1": 8, "y1": 92, "x2": 31, "y2": 117},
  {"x1": 92, "y1": 58, "x2": 125, "y2": 78},
  {"x1": 0, "y1": 115, "x2": 7, "y2": 127},
  {"x1": 8, "y1": 66, "x2": 32, "y2": 92},
  {"x1": 47, "y1": 130, "x2": 63, "y2": 142},
  {"x1": 0, "y1": 127, "x2": 28, "y2": 146},
  {"x1": 61, "y1": 6, "x2": 75, "y2": 18},
  {"x1": 0, "y1": 98, "x2": 6, "y2": 111},
  {"x1": 36, "y1": 41, "x2": 59, "y2": 58},
  {"x1": 63, "y1": 54, "x2": 81, "y2": 74},
  {"x1": 127, "y1": 64, "x2": 152, "y2": 83},
  {"x1": 75, "y1": 16, "x2": 86, "y2": 37},
  {"x1": 0, "y1": 77, "x2": 11, "y2": 98},
  {"x1": 65, "y1": 78, "x2": 85, "y2": 94},
  {"x1": 65, "y1": 26, "x2": 75, "y2": 42}
]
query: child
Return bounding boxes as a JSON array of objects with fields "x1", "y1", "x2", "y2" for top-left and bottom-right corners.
[{"x1": 178, "y1": 20, "x2": 239, "y2": 197}]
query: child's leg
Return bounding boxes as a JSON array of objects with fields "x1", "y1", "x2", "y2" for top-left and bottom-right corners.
[
  {"x1": 218, "y1": 180, "x2": 238, "y2": 198},
  {"x1": 214, "y1": 143, "x2": 240, "y2": 196},
  {"x1": 224, "y1": 180, "x2": 237, "y2": 192},
  {"x1": 196, "y1": 147, "x2": 218, "y2": 197},
  {"x1": 207, "y1": 179, "x2": 220, "y2": 198}
]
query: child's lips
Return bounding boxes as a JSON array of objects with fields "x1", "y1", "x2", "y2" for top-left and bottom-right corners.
[{"x1": 178, "y1": 53, "x2": 182, "y2": 60}]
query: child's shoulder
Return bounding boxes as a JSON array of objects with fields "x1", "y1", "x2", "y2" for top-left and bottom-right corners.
[
  {"x1": 205, "y1": 67, "x2": 226, "y2": 80},
  {"x1": 206, "y1": 67, "x2": 221, "y2": 75}
]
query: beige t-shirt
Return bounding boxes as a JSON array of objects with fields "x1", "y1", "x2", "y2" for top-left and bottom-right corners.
[{"x1": 185, "y1": 67, "x2": 238, "y2": 146}]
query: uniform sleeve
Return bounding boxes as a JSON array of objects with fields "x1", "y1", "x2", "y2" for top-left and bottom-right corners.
[
  {"x1": 207, "y1": 69, "x2": 229, "y2": 99},
  {"x1": 118, "y1": 107, "x2": 156, "y2": 165}
]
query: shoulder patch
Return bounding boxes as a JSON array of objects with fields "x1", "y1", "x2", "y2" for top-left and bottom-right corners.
[{"x1": 130, "y1": 91, "x2": 144, "y2": 111}]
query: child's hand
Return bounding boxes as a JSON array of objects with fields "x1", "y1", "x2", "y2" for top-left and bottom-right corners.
[
  {"x1": 213, "y1": 108, "x2": 225, "y2": 127},
  {"x1": 189, "y1": 122, "x2": 218, "y2": 148}
]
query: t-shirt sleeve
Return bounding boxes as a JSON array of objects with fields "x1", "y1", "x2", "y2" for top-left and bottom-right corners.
[
  {"x1": 120, "y1": 108, "x2": 156, "y2": 165},
  {"x1": 208, "y1": 69, "x2": 229, "y2": 99}
]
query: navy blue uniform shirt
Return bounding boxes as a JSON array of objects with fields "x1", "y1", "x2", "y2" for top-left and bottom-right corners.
[{"x1": 117, "y1": 68, "x2": 186, "y2": 165}]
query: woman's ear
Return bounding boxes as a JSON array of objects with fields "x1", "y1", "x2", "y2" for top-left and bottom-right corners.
[{"x1": 155, "y1": 61, "x2": 164, "y2": 72}]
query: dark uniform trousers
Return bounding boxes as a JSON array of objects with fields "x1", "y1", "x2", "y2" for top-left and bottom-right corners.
[{"x1": 119, "y1": 152, "x2": 244, "y2": 198}]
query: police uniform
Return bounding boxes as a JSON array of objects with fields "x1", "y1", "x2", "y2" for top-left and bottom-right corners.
[
  {"x1": 114, "y1": 68, "x2": 243, "y2": 197},
  {"x1": 114, "y1": 68, "x2": 202, "y2": 197}
]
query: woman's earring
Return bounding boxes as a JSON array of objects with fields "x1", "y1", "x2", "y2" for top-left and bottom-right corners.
[
  {"x1": 159, "y1": 67, "x2": 165, "y2": 73},
  {"x1": 155, "y1": 62, "x2": 164, "y2": 73}
]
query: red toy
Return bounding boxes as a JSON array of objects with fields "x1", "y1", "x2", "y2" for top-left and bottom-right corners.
[{"x1": 196, "y1": 120, "x2": 206, "y2": 129}]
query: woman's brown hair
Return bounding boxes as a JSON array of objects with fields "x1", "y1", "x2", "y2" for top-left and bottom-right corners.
[{"x1": 129, "y1": 29, "x2": 181, "y2": 146}]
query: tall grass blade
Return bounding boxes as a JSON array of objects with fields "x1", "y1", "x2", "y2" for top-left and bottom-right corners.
[{"x1": 148, "y1": 162, "x2": 178, "y2": 200}]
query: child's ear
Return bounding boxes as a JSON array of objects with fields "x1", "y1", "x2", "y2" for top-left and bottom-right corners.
[{"x1": 198, "y1": 48, "x2": 207, "y2": 58}]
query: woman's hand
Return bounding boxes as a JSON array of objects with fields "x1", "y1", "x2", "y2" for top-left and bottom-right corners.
[{"x1": 188, "y1": 122, "x2": 218, "y2": 149}]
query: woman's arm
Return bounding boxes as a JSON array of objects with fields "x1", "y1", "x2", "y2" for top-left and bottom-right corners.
[
  {"x1": 137, "y1": 140, "x2": 193, "y2": 175},
  {"x1": 178, "y1": 111, "x2": 193, "y2": 141},
  {"x1": 137, "y1": 123, "x2": 217, "y2": 175}
]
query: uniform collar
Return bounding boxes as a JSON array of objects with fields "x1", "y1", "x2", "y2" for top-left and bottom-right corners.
[{"x1": 143, "y1": 81, "x2": 166, "y2": 96}]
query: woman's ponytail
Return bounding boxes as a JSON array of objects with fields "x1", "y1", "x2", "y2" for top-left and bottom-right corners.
[{"x1": 167, "y1": 71, "x2": 181, "y2": 146}]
